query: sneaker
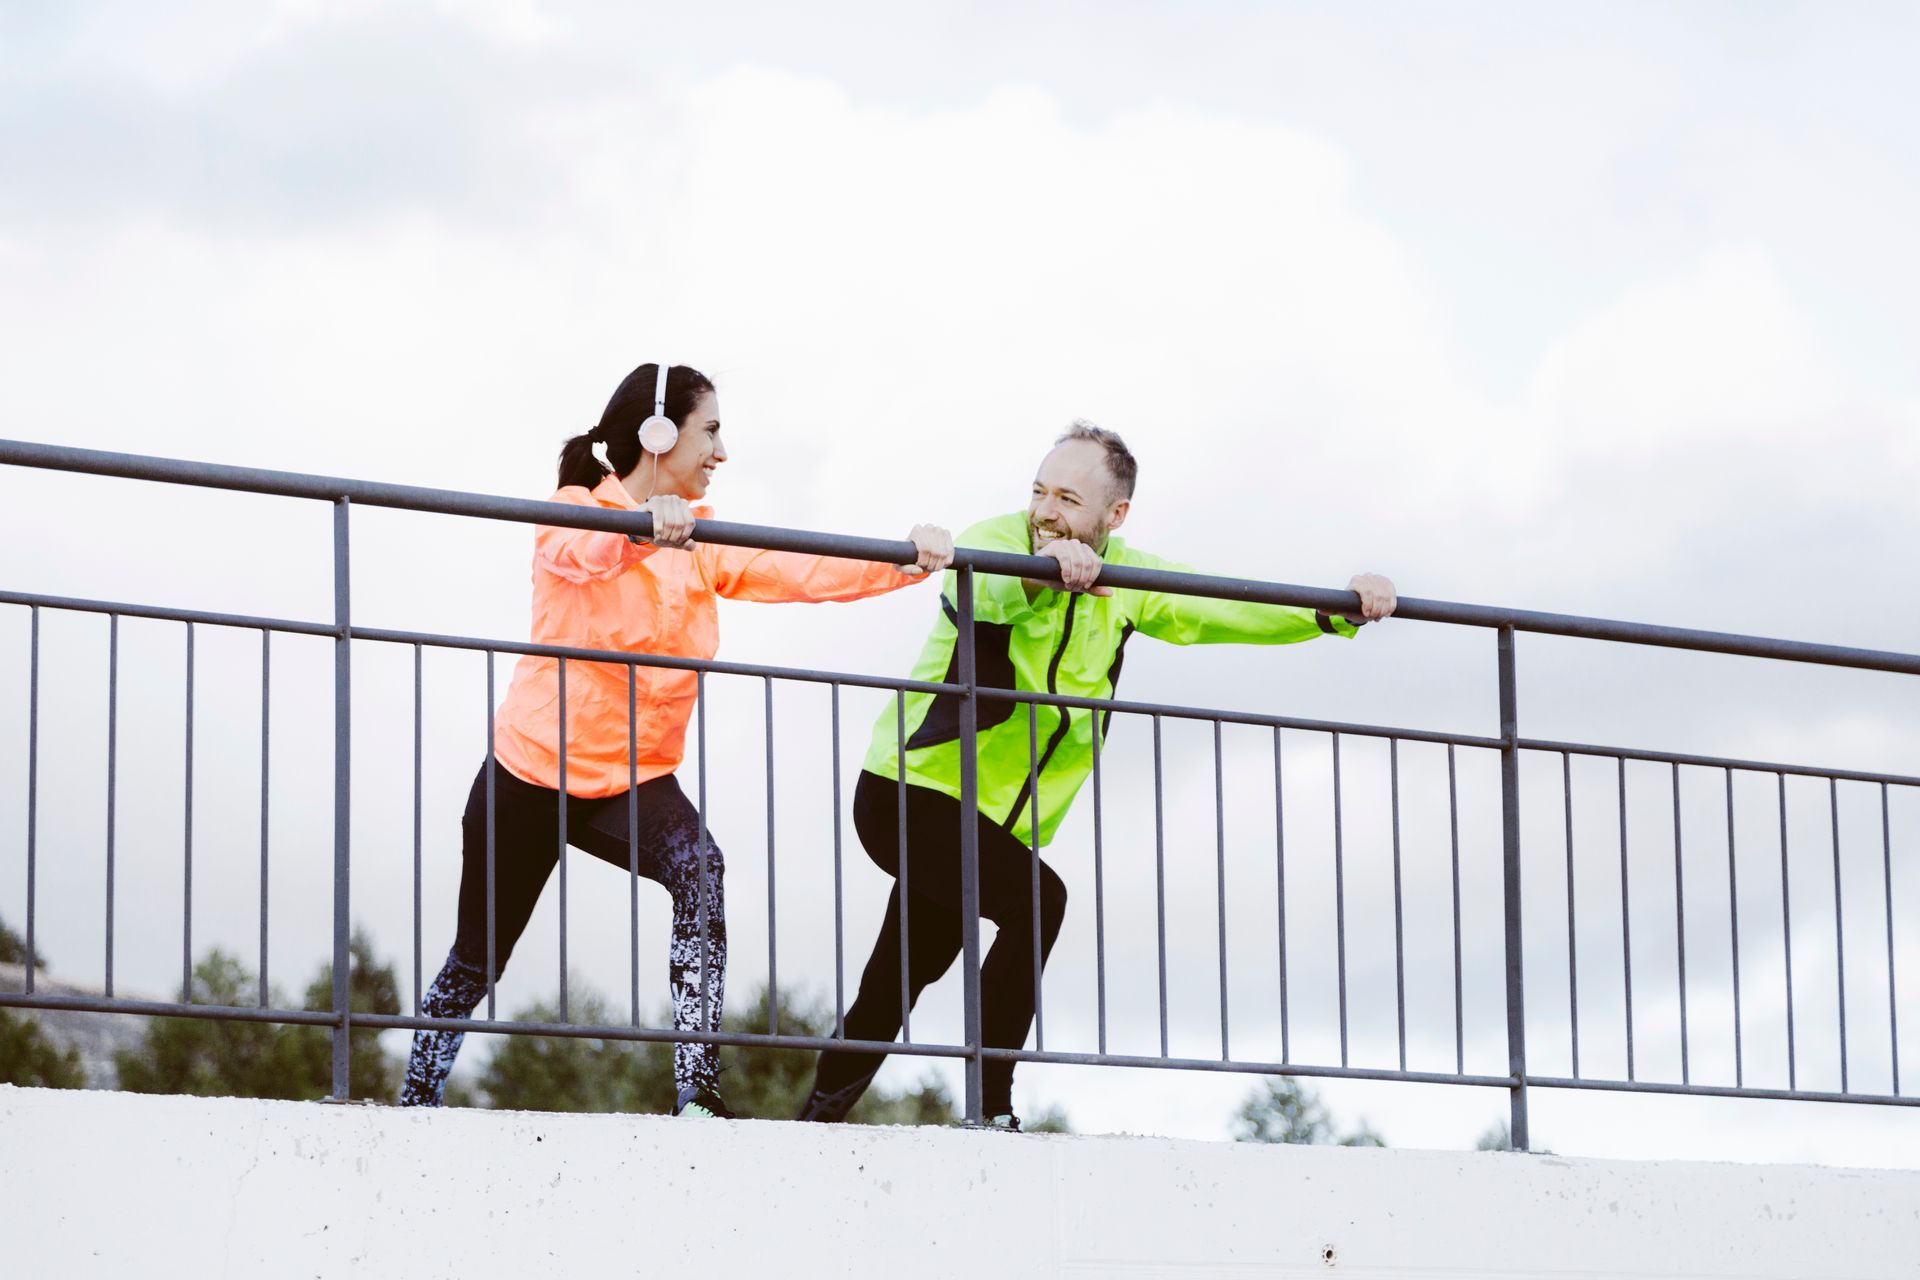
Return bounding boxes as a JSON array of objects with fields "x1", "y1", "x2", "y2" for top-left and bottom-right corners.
[
  {"x1": 674, "y1": 1084, "x2": 736, "y2": 1119},
  {"x1": 973, "y1": 1112, "x2": 1022, "y2": 1132},
  {"x1": 794, "y1": 1077, "x2": 871, "y2": 1124}
]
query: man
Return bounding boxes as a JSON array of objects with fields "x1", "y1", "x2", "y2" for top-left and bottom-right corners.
[{"x1": 797, "y1": 421, "x2": 1396, "y2": 1128}]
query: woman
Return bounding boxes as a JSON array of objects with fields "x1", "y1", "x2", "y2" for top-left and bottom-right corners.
[{"x1": 401, "y1": 361, "x2": 953, "y2": 1117}]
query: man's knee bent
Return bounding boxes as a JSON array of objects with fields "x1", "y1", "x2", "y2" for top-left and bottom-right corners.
[{"x1": 1039, "y1": 865, "x2": 1069, "y2": 941}]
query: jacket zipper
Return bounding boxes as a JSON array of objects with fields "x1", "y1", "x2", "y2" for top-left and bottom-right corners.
[{"x1": 1010, "y1": 593, "x2": 1079, "y2": 839}]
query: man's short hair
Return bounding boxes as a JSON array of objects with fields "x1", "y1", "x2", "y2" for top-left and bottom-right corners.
[{"x1": 1055, "y1": 419, "x2": 1137, "y2": 502}]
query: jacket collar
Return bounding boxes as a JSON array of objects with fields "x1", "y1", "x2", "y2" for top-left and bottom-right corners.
[{"x1": 592, "y1": 475, "x2": 713, "y2": 519}]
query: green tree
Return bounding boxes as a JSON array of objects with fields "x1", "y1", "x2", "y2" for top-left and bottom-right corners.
[
  {"x1": 1231, "y1": 1077, "x2": 1385, "y2": 1147},
  {"x1": 1475, "y1": 1119, "x2": 1514, "y2": 1151},
  {"x1": 287, "y1": 927, "x2": 405, "y2": 1102},
  {"x1": 116, "y1": 949, "x2": 307, "y2": 1098},
  {"x1": 477, "y1": 982, "x2": 987, "y2": 1127},
  {"x1": 1473, "y1": 1118, "x2": 1546, "y2": 1152},
  {"x1": 115, "y1": 928, "x2": 403, "y2": 1101},
  {"x1": 0, "y1": 1007, "x2": 85, "y2": 1088},
  {"x1": 1, "y1": 915, "x2": 84, "y2": 1088},
  {"x1": 1020, "y1": 1103, "x2": 1074, "y2": 1134},
  {"x1": 1, "y1": 914, "x2": 46, "y2": 969},
  {"x1": 478, "y1": 988, "x2": 672, "y2": 1113}
]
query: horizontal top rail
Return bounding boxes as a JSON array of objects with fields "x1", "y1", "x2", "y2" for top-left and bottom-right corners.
[{"x1": 5, "y1": 437, "x2": 1916, "y2": 674}]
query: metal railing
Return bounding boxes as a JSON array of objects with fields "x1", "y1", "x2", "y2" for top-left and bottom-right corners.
[{"x1": 2, "y1": 438, "x2": 1916, "y2": 1146}]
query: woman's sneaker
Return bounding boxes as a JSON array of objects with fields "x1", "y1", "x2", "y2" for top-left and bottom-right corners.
[{"x1": 674, "y1": 1084, "x2": 736, "y2": 1119}]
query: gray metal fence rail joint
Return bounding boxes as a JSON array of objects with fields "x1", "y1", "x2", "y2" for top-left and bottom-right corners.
[{"x1": 1497, "y1": 625, "x2": 1530, "y2": 1152}]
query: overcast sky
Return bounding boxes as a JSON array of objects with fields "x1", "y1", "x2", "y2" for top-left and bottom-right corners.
[{"x1": 4, "y1": 0, "x2": 1920, "y2": 1164}]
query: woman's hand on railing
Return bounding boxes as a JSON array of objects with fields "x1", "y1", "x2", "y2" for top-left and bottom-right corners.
[
  {"x1": 898, "y1": 524, "x2": 955, "y2": 576},
  {"x1": 641, "y1": 496, "x2": 696, "y2": 549}
]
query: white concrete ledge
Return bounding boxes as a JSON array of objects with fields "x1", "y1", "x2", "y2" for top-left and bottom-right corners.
[{"x1": 3, "y1": 1084, "x2": 1917, "y2": 1278}]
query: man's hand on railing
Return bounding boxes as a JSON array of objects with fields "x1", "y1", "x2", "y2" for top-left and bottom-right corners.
[
  {"x1": 1034, "y1": 538, "x2": 1112, "y2": 596},
  {"x1": 897, "y1": 523, "x2": 955, "y2": 576},
  {"x1": 1345, "y1": 572, "x2": 1397, "y2": 623}
]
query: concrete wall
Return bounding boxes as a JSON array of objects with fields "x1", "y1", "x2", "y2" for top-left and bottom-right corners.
[{"x1": 4, "y1": 1084, "x2": 1917, "y2": 1279}]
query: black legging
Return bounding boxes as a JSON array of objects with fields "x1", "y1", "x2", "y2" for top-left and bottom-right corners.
[
  {"x1": 810, "y1": 771, "x2": 1067, "y2": 1116},
  {"x1": 399, "y1": 758, "x2": 726, "y2": 1106}
]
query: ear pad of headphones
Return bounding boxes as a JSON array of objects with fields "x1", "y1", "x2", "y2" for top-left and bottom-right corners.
[{"x1": 637, "y1": 416, "x2": 679, "y2": 455}]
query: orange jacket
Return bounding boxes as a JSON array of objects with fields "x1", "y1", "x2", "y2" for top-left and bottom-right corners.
[{"x1": 494, "y1": 476, "x2": 926, "y2": 797}]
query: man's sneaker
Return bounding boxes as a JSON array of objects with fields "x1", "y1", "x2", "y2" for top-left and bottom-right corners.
[
  {"x1": 674, "y1": 1084, "x2": 736, "y2": 1119},
  {"x1": 795, "y1": 1077, "x2": 870, "y2": 1123},
  {"x1": 973, "y1": 1112, "x2": 1022, "y2": 1132}
]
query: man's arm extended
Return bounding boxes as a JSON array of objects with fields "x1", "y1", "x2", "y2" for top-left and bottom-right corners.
[{"x1": 1124, "y1": 550, "x2": 1396, "y2": 646}]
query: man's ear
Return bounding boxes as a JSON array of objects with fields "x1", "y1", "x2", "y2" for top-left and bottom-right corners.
[{"x1": 1106, "y1": 498, "x2": 1130, "y2": 534}]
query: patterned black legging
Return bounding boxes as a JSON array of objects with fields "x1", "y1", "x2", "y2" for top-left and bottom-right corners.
[{"x1": 400, "y1": 757, "x2": 726, "y2": 1107}]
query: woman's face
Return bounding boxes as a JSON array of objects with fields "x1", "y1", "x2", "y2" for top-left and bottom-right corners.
[{"x1": 642, "y1": 390, "x2": 725, "y2": 500}]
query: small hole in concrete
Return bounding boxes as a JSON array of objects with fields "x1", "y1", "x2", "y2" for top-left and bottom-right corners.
[{"x1": 1321, "y1": 1243, "x2": 1338, "y2": 1267}]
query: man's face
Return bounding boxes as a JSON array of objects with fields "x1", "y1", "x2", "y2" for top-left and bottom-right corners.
[{"x1": 1029, "y1": 439, "x2": 1129, "y2": 554}]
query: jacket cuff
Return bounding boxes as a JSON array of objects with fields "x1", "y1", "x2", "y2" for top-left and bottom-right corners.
[{"x1": 1315, "y1": 609, "x2": 1363, "y2": 638}]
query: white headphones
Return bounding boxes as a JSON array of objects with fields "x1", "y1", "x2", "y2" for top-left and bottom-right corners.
[
  {"x1": 637, "y1": 362, "x2": 678, "y2": 455},
  {"x1": 590, "y1": 362, "x2": 677, "y2": 474}
]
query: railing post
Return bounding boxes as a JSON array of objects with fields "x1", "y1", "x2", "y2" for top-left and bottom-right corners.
[
  {"x1": 330, "y1": 497, "x2": 352, "y2": 1099},
  {"x1": 955, "y1": 564, "x2": 985, "y2": 1123},
  {"x1": 1498, "y1": 625, "x2": 1530, "y2": 1150}
]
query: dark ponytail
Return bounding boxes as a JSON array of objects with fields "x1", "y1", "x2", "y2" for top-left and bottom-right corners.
[{"x1": 556, "y1": 362, "x2": 717, "y2": 491}]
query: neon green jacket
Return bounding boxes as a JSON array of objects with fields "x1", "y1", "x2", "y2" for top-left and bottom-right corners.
[{"x1": 864, "y1": 512, "x2": 1359, "y2": 847}]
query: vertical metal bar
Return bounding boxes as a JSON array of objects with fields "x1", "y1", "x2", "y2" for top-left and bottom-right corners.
[
  {"x1": 1496, "y1": 626, "x2": 1529, "y2": 1151},
  {"x1": 1727, "y1": 768, "x2": 1744, "y2": 1088},
  {"x1": 557, "y1": 657, "x2": 569, "y2": 1022},
  {"x1": 330, "y1": 498, "x2": 352, "y2": 1099},
  {"x1": 1831, "y1": 776, "x2": 1848, "y2": 1093},
  {"x1": 628, "y1": 663, "x2": 640, "y2": 1026},
  {"x1": 412, "y1": 643, "x2": 423, "y2": 1017},
  {"x1": 1275, "y1": 727, "x2": 1291, "y2": 1065},
  {"x1": 1619, "y1": 756, "x2": 1636, "y2": 1082},
  {"x1": 1153, "y1": 713, "x2": 1169, "y2": 1057},
  {"x1": 105, "y1": 613, "x2": 117, "y2": 997},
  {"x1": 898, "y1": 690, "x2": 913, "y2": 1041},
  {"x1": 259, "y1": 630, "x2": 270, "y2": 1006},
  {"x1": 953, "y1": 567, "x2": 985, "y2": 1122},
  {"x1": 485, "y1": 651, "x2": 497, "y2": 1020},
  {"x1": 766, "y1": 677, "x2": 779, "y2": 1035},
  {"x1": 1332, "y1": 731, "x2": 1349, "y2": 1068},
  {"x1": 1883, "y1": 783, "x2": 1900, "y2": 1095},
  {"x1": 1564, "y1": 752, "x2": 1579, "y2": 1078},
  {"x1": 1448, "y1": 744, "x2": 1464, "y2": 1076},
  {"x1": 1779, "y1": 772, "x2": 1795, "y2": 1090},
  {"x1": 1027, "y1": 700, "x2": 1044, "y2": 1051},
  {"x1": 695, "y1": 670, "x2": 712, "y2": 1036},
  {"x1": 182, "y1": 622, "x2": 195, "y2": 1002},
  {"x1": 1215, "y1": 719, "x2": 1230, "y2": 1062},
  {"x1": 25, "y1": 607, "x2": 38, "y2": 995},
  {"x1": 1093, "y1": 707, "x2": 1109, "y2": 1056},
  {"x1": 830, "y1": 682, "x2": 846, "y2": 1039},
  {"x1": 1673, "y1": 763, "x2": 1690, "y2": 1085},
  {"x1": 1390, "y1": 738, "x2": 1406, "y2": 1073}
]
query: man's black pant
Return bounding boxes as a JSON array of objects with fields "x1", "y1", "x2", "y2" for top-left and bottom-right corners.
[{"x1": 810, "y1": 771, "x2": 1068, "y2": 1117}]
